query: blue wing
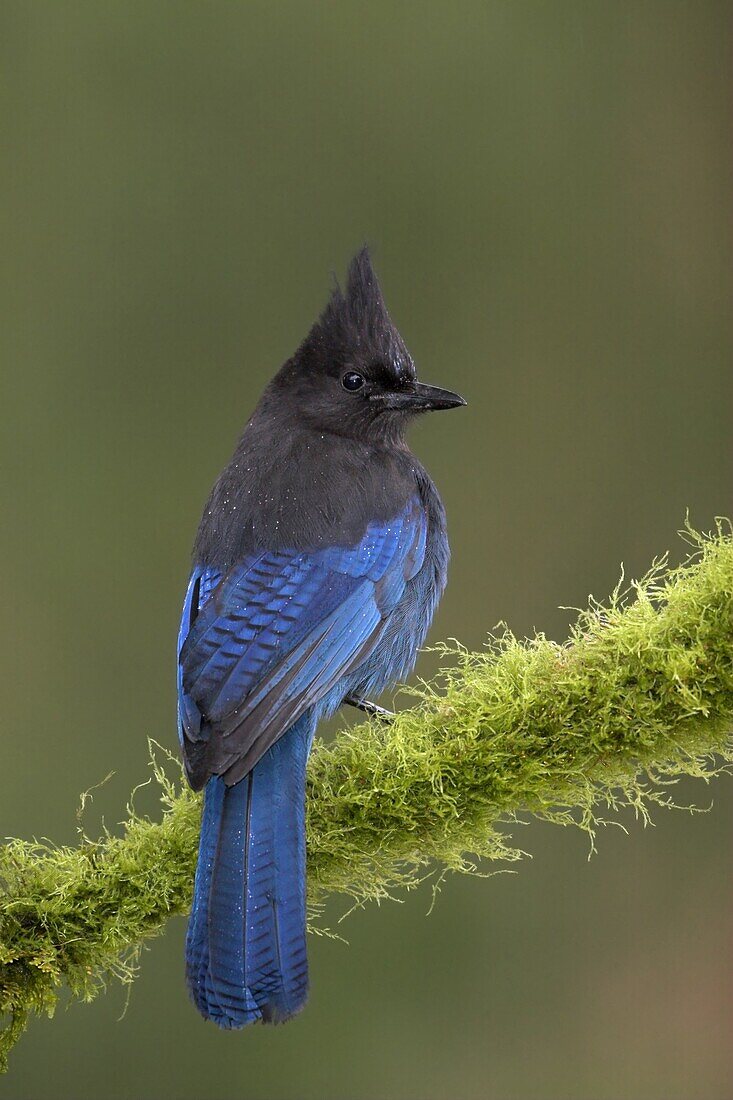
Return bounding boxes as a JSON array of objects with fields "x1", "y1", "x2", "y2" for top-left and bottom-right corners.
[{"x1": 177, "y1": 496, "x2": 426, "y2": 789}]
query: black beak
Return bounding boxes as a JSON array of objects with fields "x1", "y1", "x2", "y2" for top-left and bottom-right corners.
[{"x1": 373, "y1": 381, "x2": 467, "y2": 412}]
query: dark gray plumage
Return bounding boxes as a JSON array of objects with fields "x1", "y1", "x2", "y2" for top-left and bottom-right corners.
[{"x1": 193, "y1": 248, "x2": 462, "y2": 567}]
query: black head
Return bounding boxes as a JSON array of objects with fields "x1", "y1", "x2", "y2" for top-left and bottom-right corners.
[{"x1": 266, "y1": 248, "x2": 465, "y2": 444}]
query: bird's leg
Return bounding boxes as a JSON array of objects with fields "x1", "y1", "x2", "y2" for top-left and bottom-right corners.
[{"x1": 344, "y1": 694, "x2": 395, "y2": 721}]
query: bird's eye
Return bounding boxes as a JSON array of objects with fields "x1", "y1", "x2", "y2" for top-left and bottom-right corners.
[{"x1": 341, "y1": 371, "x2": 365, "y2": 392}]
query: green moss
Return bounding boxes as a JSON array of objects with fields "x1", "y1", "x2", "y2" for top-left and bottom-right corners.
[{"x1": 2, "y1": 525, "x2": 732, "y2": 1069}]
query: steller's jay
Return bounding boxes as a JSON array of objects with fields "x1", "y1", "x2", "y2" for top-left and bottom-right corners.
[{"x1": 178, "y1": 248, "x2": 465, "y2": 1027}]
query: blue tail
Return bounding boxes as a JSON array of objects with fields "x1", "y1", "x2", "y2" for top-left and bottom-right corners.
[{"x1": 185, "y1": 713, "x2": 313, "y2": 1027}]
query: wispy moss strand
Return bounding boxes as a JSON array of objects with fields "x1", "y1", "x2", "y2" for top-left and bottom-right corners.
[{"x1": 1, "y1": 525, "x2": 732, "y2": 1069}]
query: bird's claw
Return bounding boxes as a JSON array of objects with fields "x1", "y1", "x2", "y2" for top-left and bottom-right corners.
[{"x1": 345, "y1": 695, "x2": 395, "y2": 721}]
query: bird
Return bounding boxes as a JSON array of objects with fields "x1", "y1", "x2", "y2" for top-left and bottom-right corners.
[{"x1": 177, "y1": 247, "x2": 465, "y2": 1028}]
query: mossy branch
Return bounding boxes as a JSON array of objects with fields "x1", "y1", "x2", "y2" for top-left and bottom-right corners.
[{"x1": 2, "y1": 525, "x2": 733, "y2": 1069}]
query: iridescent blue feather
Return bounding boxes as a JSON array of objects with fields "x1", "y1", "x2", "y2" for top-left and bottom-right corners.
[{"x1": 179, "y1": 497, "x2": 438, "y2": 1027}]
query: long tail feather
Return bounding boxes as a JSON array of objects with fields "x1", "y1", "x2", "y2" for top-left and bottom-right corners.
[{"x1": 185, "y1": 712, "x2": 313, "y2": 1027}]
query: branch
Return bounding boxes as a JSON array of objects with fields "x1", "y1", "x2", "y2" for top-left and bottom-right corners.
[{"x1": 2, "y1": 525, "x2": 732, "y2": 1069}]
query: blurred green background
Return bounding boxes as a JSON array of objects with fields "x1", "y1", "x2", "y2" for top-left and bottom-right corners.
[{"x1": 2, "y1": 3, "x2": 731, "y2": 1098}]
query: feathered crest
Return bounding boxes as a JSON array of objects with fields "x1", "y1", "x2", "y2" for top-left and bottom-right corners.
[
  {"x1": 298, "y1": 247, "x2": 415, "y2": 379},
  {"x1": 340, "y1": 246, "x2": 391, "y2": 336}
]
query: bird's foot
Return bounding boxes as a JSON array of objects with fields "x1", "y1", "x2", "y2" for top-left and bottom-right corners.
[{"x1": 344, "y1": 695, "x2": 395, "y2": 721}]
